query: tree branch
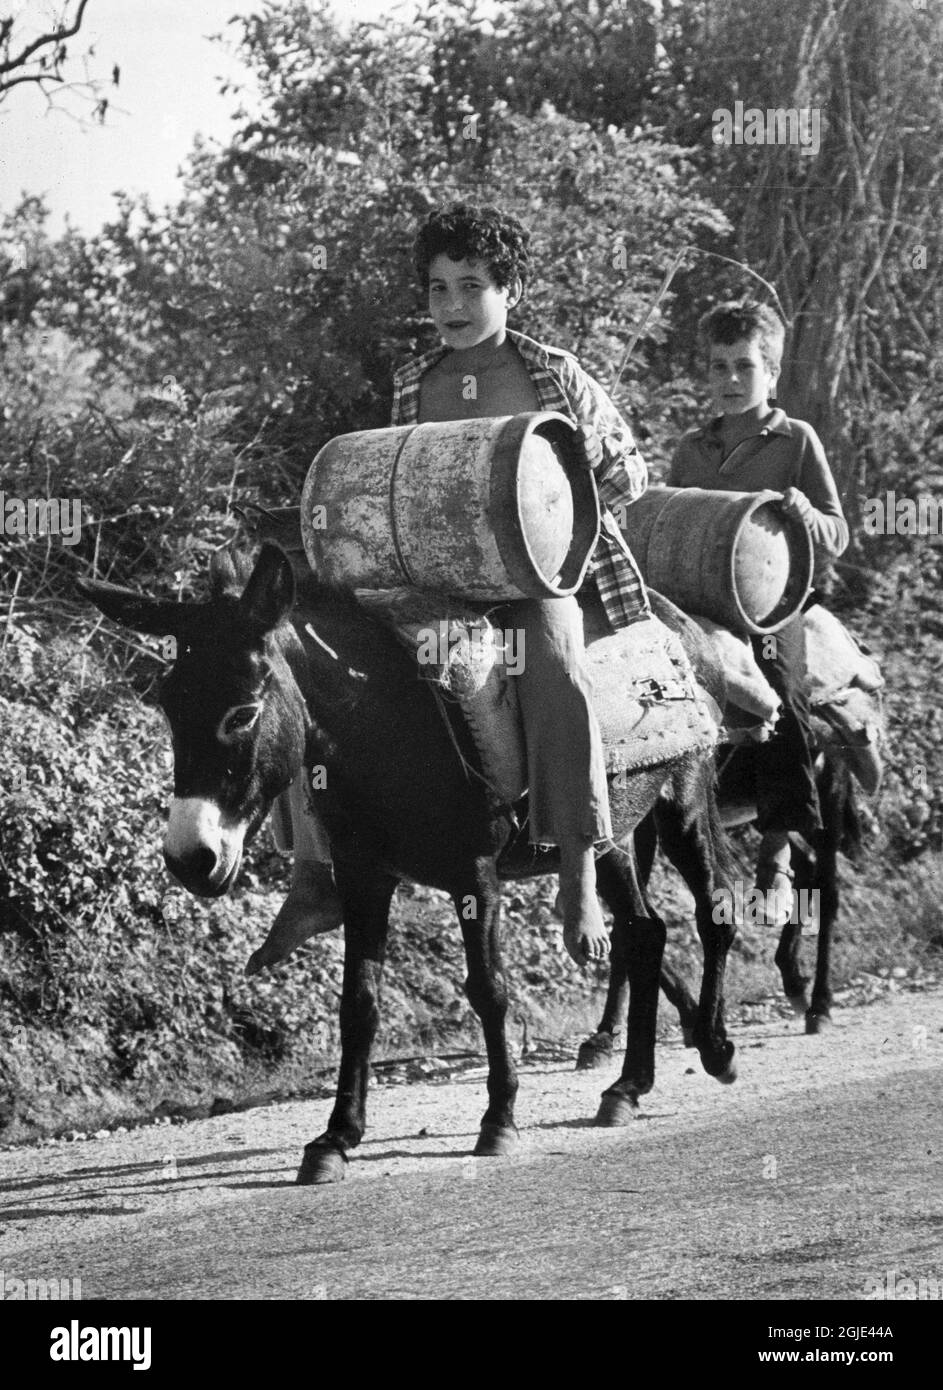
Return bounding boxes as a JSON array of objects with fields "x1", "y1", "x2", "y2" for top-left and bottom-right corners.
[
  {"x1": 0, "y1": 68, "x2": 67, "y2": 94},
  {"x1": 0, "y1": 0, "x2": 92, "y2": 78}
]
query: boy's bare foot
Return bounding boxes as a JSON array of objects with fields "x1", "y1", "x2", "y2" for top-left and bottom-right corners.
[
  {"x1": 245, "y1": 863, "x2": 342, "y2": 975},
  {"x1": 557, "y1": 842, "x2": 610, "y2": 965},
  {"x1": 561, "y1": 902, "x2": 610, "y2": 964},
  {"x1": 752, "y1": 831, "x2": 794, "y2": 929},
  {"x1": 753, "y1": 863, "x2": 795, "y2": 928}
]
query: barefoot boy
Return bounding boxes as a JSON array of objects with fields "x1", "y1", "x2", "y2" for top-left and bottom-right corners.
[
  {"x1": 668, "y1": 301, "x2": 849, "y2": 924},
  {"x1": 394, "y1": 201, "x2": 654, "y2": 964},
  {"x1": 254, "y1": 201, "x2": 654, "y2": 971}
]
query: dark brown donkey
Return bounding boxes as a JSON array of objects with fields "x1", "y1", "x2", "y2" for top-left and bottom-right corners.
[
  {"x1": 79, "y1": 544, "x2": 737, "y2": 1184},
  {"x1": 577, "y1": 740, "x2": 868, "y2": 1072}
]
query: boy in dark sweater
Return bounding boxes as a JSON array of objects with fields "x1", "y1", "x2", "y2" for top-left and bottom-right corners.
[{"x1": 668, "y1": 301, "x2": 849, "y2": 923}]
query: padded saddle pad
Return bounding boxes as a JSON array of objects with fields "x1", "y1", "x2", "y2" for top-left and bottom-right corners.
[
  {"x1": 366, "y1": 589, "x2": 719, "y2": 807},
  {"x1": 578, "y1": 601, "x2": 720, "y2": 781},
  {"x1": 691, "y1": 605, "x2": 885, "y2": 793}
]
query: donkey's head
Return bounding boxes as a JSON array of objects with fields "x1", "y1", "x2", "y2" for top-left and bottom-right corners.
[{"x1": 78, "y1": 545, "x2": 308, "y2": 898}]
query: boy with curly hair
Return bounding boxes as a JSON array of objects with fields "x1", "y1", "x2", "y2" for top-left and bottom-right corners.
[
  {"x1": 254, "y1": 201, "x2": 654, "y2": 973},
  {"x1": 391, "y1": 201, "x2": 653, "y2": 963}
]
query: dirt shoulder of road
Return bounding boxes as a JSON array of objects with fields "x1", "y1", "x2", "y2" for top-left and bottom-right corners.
[{"x1": 1, "y1": 984, "x2": 939, "y2": 1279}]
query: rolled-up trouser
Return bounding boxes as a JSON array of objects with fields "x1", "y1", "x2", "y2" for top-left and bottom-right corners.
[
  {"x1": 511, "y1": 595, "x2": 612, "y2": 847},
  {"x1": 750, "y1": 613, "x2": 823, "y2": 839},
  {"x1": 279, "y1": 596, "x2": 613, "y2": 857}
]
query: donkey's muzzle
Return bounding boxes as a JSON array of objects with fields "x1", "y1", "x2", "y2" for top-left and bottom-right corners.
[
  {"x1": 163, "y1": 846, "x2": 238, "y2": 898},
  {"x1": 163, "y1": 796, "x2": 245, "y2": 897}
]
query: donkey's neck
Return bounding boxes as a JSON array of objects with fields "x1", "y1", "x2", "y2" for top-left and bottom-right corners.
[{"x1": 281, "y1": 585, "x2": 411, "y2": 740}]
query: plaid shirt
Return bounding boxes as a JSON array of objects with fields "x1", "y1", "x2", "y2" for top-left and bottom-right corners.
[{"x1": 391, "y1": 329, "x2": 650, "y2": 628}]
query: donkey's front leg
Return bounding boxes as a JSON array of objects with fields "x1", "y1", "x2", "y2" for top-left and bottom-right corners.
[
  {"x1": 296, "y1": 860, "x2": 396, "y2": 1186},
  {"x1": 453, "y1": 856, "x2": 519, "y2": 1157}
]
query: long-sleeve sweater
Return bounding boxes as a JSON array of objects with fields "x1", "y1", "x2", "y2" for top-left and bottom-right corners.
[{"x1": 668, "y1": 409, "x2": 849, "y2": 564}]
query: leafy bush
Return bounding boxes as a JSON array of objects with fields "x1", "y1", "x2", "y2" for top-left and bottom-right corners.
[{"x1": 0, "y1": 640, "x2": 328, "y2": 1135}]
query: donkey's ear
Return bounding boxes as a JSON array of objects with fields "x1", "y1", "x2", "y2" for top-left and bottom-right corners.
[
  {"x1": 76, "y1": 578, "x2": 184, "y2": 636},
  {"x1": 239, "y1": 543, "x2": 296, "y2": 632}
]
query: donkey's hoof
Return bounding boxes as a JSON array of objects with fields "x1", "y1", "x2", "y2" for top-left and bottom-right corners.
[
  {"x1": 703, "y1": 1042, "x2": 737, "y2": 1084},
  {"x1": 805, "y1": 1011, "x2": 832, "y2": 1035},
  {"x1": 473, "y1": 1122, "x2": 519, "y2": 1157},
  {"x1": 681, "y1": 1026, "x2": 696, "y2": 1048},
  {"x1": 576, "y1": 1032, "x2": 615, "y2": 1071},
  {"x1": 787, "y1": 991, "x2": 811, "y2": 1018},
  {"x1": 296, "y1": 1139, "x2": 348, "y2": 1185},
  {"x1": 595, "y1": 1090, "x2": 638, "y2": 1127}
]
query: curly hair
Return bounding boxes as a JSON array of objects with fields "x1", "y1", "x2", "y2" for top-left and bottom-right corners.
[
  {"x1": 698, "y1": 300, "x2": 786, "y2": 373},
  {"x1": 413, "y1": 202, "x2": 530, "y2": 294}
]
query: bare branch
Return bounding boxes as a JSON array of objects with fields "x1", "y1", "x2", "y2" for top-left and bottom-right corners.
[
  {"x1": 0, "y1": 0, "x2": 92, "y2": 78},
  {"x1": 0, "y1": 67, "x2": 67, "y2": 94}
]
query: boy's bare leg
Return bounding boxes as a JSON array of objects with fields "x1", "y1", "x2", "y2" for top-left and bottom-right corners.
[
  {"x1": 750, "y1": 616, "x2": 816, "y2": 929},
  {"x1": 514, "y1": 596, "x2": 612, "y2": 967},
  {"x1": 558, "y1": 837, "x2": 610, "y2": 964},
  {"x1": 245, "y1": 773, "x2": 342, "y2": 975}
]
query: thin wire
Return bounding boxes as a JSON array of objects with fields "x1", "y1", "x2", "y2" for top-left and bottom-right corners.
[{"x1": 609, "y1": 246, "x2": 790, "y2": 397}]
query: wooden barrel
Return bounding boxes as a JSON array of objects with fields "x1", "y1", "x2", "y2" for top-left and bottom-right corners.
[
  {"x1": 618, "y1": 486, "x2": 813, "y2": 634},
  {"x1": 301, "y1": 412, "x2": 600, "y2": 600}
]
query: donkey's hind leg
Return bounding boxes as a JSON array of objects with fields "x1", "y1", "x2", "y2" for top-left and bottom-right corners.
[
  {"x1": 578, "y1": 938, "x2": 701, "y2": 1069},
  {"x1": 296, "y1": 860, "x2": 397, "y2": 1185},
  {"x1": 654, "y1": 773, "x2": 737, "y2": 1083},
  {"x1": 576, "y1": 814, "x2": 653, "y2": 1070},
  {"x1": 576, "y1": 922, "x2": 628, "y2": 1070},
  {"x1": 593, "y1": 843, "x2": 667, "y2": 1126},
  {"x1": 454, "y1": 856, "x2": 520, "y2": 1157},
  {"x1": 659, "y1": 958, "x2": 701, "y2": 1048}
]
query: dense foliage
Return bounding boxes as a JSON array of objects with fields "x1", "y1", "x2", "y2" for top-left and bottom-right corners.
[{"x1": 1, "y1": 0, "x2": 941, "y2": 1134}]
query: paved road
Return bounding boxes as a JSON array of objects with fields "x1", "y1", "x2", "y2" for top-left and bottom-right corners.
[{"x1": 1, "y1": 987, "x2": 941, "y2": 1300}]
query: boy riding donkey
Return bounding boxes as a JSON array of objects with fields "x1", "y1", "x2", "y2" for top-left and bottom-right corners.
[
  {"x1": 669, "y1": 302, "x2": 850, "y2": 925},
  {"x1": 250, "y1": 201, "x2": 662, "y2": 974}
]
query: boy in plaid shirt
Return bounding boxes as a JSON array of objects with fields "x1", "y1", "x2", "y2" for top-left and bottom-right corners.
[
  {"x1": 393, "y1": 202, "x2": 653, "y2": 965},
  {"x1": 251, "y1": 202, "x2": 654, "y2": 973}
]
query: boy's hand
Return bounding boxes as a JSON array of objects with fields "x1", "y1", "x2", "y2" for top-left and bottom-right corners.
[
  {"x1": 780, "y1": 487, "x2": 814, "y2": 524},
  {"x1": 571, "y1": 423, "x2": 604, "y2": 472}
]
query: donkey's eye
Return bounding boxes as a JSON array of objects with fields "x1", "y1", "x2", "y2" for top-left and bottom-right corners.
[{"x1": 218, "y1": 703, "x2": 262, "y2": 743}]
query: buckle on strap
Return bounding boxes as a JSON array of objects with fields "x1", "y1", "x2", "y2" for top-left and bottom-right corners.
[{"x1": 632, "y1": 676, "x2": 696, "y2": 704}]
